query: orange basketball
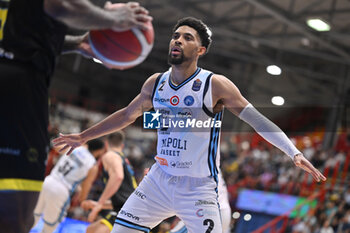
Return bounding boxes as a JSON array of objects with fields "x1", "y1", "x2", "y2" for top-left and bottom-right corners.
[{"x1": 89, "y1": 17, "x2": 154, "y2": 70}]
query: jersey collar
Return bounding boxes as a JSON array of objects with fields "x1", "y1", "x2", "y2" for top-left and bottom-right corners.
[{"x1": 168, "y1": 67, "x2": 201, "y2": 91}]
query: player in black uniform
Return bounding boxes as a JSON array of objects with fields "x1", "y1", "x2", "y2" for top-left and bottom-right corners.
[
  {"x1": 0, "y1": 0, "x2": 151, "y2": 232},
  {"x1": 81, "y1": 131, "x2": 137, "y2": 233}
]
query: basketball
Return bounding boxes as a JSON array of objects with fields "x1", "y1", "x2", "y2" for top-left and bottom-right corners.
[{"x1": 88, "y1": 8, "x2": 154, "y2": 70}]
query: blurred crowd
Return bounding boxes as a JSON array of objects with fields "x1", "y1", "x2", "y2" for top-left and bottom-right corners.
[
  {"x1": 47, "y1": 102, "x2": 350, "y2": 233},
  {"x1": 220, "y1": 132, "x2": 349, "y2": 233}
]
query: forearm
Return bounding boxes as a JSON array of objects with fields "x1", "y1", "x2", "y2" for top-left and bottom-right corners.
[
  {"x1": 45, "y1": 0, "x2": 115, "y2": 30},
  {"x1": 239, "y1": 104, "x2": 301, "y2": 159},
  {"x1": 97, "y1": 175, "x2": 123, "y2": 205},
  {"x1": 79, "y1": 176, "x2": 95, "y2": 202},
  {"x1": 81, "y1": 108, "x2": 135, "y2": 141},
  {"x1": 79, "y1": 185, "x2": 89, "y2": 202}
]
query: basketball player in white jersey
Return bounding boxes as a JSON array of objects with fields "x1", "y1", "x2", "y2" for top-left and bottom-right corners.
[
  {"x1": 32, "y1": 139, "x2": 106, "y2": 233},
  {"x1": 53, "y1": 17, "x2": 326, "y2": 233}
]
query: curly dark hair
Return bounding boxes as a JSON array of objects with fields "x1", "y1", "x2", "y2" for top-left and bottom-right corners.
[
  {"x1": 173, "y1": 17, "x2": 212, "y2": 53},
  {"x1": 87, "y1": 138, "x2": 104, "y2": 152}
]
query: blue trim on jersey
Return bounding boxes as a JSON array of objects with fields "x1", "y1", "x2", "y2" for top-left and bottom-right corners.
[
  {"x1": 208, "y1": 117, "x2": 216, "y2": 177},
  {"x1": 115, "y1": 218, "x2": 150, "y2": 233},
  {"x1": 171, "y1": 225, "x2": 188, "y2": 233},
  {"x1": 168, "y1": 67, "x2": 201, "y2": 90},
  {"x1": 207, "y1": 112, "x2": 222, "y2": 182},
  {"x1": 207, "y1": 126, "x2": 215, "y2": 178},
  {"x1": 70, "y1": 180, "x2": 81, "y2": 195},
  {"x1": 212, "y1": 112, "x2": 223, "y2": 178}
]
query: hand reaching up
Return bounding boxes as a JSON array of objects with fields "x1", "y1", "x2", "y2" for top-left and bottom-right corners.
[
  {"x1": 52, "y1": 133, "x2": 86, "y2": 155},
  {"x1": 105, "y1": 1, "x2": 153, "y2": 32}
]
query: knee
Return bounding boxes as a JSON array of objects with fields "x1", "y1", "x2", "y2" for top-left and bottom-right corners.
[{"x1": 86, "y1": 225, "x2": 95, "y2": 233}]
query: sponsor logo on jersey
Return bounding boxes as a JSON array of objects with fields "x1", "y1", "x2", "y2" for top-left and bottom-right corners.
[
  {"x1": 169, "y1": 160, "x2": 192, "y2": 169},
  {"x1": 143, "y1": 110, "x2": 161, "y2": 129},
  {"x1": 184, "y1": 95, "x2": 194, "y2": 106},
  {"x1": 154, "y1": 97, "x2": 170, "y2": 103},
  {"x1": 170, "y1": 96, "x2": 179, "y2": 106},
  {"x1": 155, "y1": 156, "x2": 168, "y2": 166},
  {"x1": 0, "y1": 147, "x2": 20, "y2": 156},
  {"x1": 196, "y1": 209, "x2": 217, "y2": 217},
  {"x1": 176, "y1": 109, "x2": 192, "y2": 118},
  {"x1": 192, "y1": 79, "x2": 202, "y2": 91},
  {"x1": 195, "y1": 200, "x2": 216, "y2": 206},
  {"x1": 134, "y1": 190, "x2": 146, "y2": 199},
  {"x1": 120, "y1": 210, "x2": 140, "y2": 221}
]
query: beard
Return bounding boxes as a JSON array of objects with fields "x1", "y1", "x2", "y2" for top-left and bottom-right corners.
[{"x1": 168, "y1": 52, "x2": 185, "y2": 65}]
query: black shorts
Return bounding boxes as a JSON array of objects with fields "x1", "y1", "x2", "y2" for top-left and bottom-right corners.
[
  {"x1": 0, "y1": 59, "x2": 49, "y2": 191},
  {"x1": 100, "y1": 210, "x2": 118, "y2": 231}
]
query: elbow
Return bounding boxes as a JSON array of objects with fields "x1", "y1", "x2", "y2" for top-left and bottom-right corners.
[
  {"x1": 111, "y1": 173, "x2": 124, "y2": 186},
  {"x1": 116, "y1": 175, "x2": 124, "y2": 183},
  {"x1": 44, "y1": 0, "x2": 68, "y2": 19}
]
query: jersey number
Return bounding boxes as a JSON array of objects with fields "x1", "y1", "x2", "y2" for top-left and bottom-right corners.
[
  {"x1": 158, "y1": 81, "x2": 165, "y2": 91},
  {"x1": 203, "y1": 219, "x2": 214, "y2": 233},
  {"x1": 58, "y1": 161, "x2": 74, "y2": 176},
  {"x1": 0, "y1": 0, "x2": 10, "y2": 41}
]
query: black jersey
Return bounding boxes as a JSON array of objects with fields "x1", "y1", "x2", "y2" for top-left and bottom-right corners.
[
  {"x1": 102, "y1": 151, "x2": 137, "y2": 211},
  {"x1": 0, "y1": 0, "x2": 67, "y2": 76}
]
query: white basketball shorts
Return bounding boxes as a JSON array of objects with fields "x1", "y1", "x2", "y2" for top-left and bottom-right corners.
[
  {"x1": 34, "y1": 176, "x2": 70, "y2": 225},
  {"x1": 112, "y1": 163, "x2": 222, "y2": 233}
]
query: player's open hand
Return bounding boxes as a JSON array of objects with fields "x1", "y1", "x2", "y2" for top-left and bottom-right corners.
[
  {"x1": 293, "y1": 153, "x2": 327, "y2": 182},
  {"x1": 105, "y1": 1, "x2": 152, "y2": 32},
  {"x1": 52, "y1": 133, "x2": 86, "y2": 155},
  {"x1": 87, "y1": 203, "x2": 103, "y2": 222},
  {"x1": 81, "y1": 200, "x2": 97, "y2": 210}
]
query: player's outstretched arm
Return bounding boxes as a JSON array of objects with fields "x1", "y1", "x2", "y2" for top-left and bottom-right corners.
[
  {"x1": 52, "y1": 73, "x2": 159, "y2": 155},
  {"x1": 212, "y1": 74, "x2": 326, "y2": 182},
  {"x1": 44, "y1": 0, "x2": 152, "y2": 31}
]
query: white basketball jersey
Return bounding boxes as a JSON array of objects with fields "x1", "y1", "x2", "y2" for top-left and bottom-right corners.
[
  {"x1": 152, "y1": 67, "x2": 222, "y2": 178},
  {"x1": 50, "y1": 147, "x2": 96, "y2": 190}
]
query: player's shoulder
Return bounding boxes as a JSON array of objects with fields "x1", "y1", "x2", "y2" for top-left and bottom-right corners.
[
  {"x1": 210, "y1": 73, "x2": 231, "y2": 87},
  {"x1": 145, "y1": 72, "x2": 163, "y2": 85},
  {"x1": 141, "y1": 72, "x2": 164, "y2": 94},
  {"x1": 102, "y1": 150, "x2": 122, "y2": 163},
  {"x1": 211, "y1": 73, "x2": 229, "y2": 82}
]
